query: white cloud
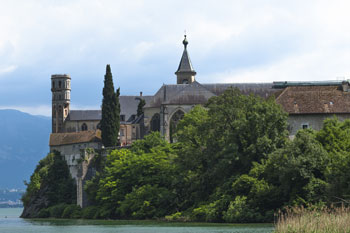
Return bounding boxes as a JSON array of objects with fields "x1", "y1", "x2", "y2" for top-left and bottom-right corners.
[{"x1": 2, "y1": 0, "x2": 350, "y2": 107}]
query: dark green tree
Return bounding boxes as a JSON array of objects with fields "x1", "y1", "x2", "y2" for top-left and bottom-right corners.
[
  {"x1": 101, "y1": 64, "x2": 120, "y2": 147},
  {"x1": 137, "y1": 99, "x2": 146, "y2": 117}
]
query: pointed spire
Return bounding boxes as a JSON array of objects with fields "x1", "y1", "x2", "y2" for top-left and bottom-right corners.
[{"x1": 175, "y1": 35, "x2": 196, "y2": 84}]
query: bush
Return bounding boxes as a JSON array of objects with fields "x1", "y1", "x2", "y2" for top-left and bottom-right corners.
[
  {"x1": 48, "y1": 203, "x2": 69, "y2": 218},
  {"x1": 36, "y1": 208, "x2": 50, "y2": 218},
  {"x1": 62, "y1": 204, "x2": 81, "y2": 219},
  {"x1": 223, "y1": 196, "x2": 262, "y2": 223},
  {"x1": 81, "y1": 206, "x2": 100, "y2": 219},
  {"x1": 117, "y1": 185, "x2": 174, "y2": 219}
]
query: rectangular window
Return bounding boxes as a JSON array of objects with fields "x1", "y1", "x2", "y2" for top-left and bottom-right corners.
[
  {"x1": 120, "y1": 115, "x2": 125, "y2": 121},
  {"x1": 120, "y1": 129, "x2": 125, "y2": 136},
  {"x1": 302, "y1": 123, "x2": 309, "y2": 129}
]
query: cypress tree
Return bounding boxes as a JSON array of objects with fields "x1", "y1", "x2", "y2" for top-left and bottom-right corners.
[
  {"x1": 137, "y1": 99, "x2": 146, "y2": 117},
  {"x1": 101, "y1": 64, "x2": 120, "y2": 147}
]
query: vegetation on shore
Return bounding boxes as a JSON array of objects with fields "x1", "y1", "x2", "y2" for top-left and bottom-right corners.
[
  {"x1": 22, "y1": 88, "x2": 350, "y2": 225},
  {"x1": 21, "y1": 151, "x2": 76, "y2": 218},
  {"x1": 275, "y1": 205, "x2": 350, "y2": 233}
]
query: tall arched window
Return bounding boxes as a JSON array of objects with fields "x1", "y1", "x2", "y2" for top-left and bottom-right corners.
[
  {"x1": 169, "y1": 110, "x2": 184, "y2": 143},
  {"x1": 151, "y1": 113, "x2": 160, "y2": 132},
  {"x1": 81, "y1": 123, "x2": 88, "y2": 131}
]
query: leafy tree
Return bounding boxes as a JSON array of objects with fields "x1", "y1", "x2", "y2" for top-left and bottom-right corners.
[
  {"x1": 174, "y1": 88, "x2": 288, "y2": 211},
  {"x1": 85, "y1": 132, "x2": 177, "y2": 219},
  {"x1": 101, "y1": 64, "x2": 120, "y2": 147}
]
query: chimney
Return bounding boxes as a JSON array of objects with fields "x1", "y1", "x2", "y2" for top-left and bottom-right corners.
[
  {"x1": 342, "y1": 81, "x2": 349, "y2": 92},
  {"x1": 140, "y1": 91, "x2": 143, "y2": 96}
]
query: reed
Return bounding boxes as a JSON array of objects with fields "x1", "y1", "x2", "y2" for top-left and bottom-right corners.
[{"x1": 274, "y1": 205, "x2": 350, "y2": 233}]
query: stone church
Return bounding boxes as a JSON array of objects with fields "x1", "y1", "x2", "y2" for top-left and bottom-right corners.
[{"x1": 49, "y1": 35, "x2": 350, "y2": 206}]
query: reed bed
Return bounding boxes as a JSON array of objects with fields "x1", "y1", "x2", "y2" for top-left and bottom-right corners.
[{"x1": 274, "y1": 205, "x2": 350, "y2": 233}]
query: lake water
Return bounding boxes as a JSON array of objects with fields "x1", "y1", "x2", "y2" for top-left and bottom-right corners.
[{"x1": 0, "y1": 208, "x2": 274, "y2": 233}]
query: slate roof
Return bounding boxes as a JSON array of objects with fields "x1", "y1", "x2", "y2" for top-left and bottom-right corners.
[
  {"x1": 68, "y1": 110, "x2": 101, "y2": 121},
  {"x1": 176, "y1": 48, "x2": 196, "y2": 73},
  {"x1": 67, "y1": 96, "x2": 153, "y2": 122},
  {"x1": 49, "y1": 130, "x2": 101, "y2": 146},
  {"x1": 144, "y1": 82, "x2": 278, "y2": 108},
  {"x1": 276, "y1": 85, "x2": 350, "y2": 114}
]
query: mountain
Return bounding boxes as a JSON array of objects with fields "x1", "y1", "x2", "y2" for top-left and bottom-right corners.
[{"x1": 0, "y1": 109, "x2": 51, "y2": 189}]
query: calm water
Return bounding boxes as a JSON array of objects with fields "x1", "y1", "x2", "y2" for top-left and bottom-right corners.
[{"x1": 0, "y1": 208, "x2": 274, "y2": 233}]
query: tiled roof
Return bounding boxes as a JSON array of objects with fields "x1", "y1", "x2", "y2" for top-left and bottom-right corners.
[
  {"x1": 49, "y1": 130, "x2": 101, "y2": 146},
  {"x1": 276, "y1": 85, "x2": 350, "y2": 114}
]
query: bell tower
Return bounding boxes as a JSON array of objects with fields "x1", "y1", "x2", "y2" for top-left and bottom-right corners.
[
  {"x1": 175, "y1": 35, "x2": 196, "y2": 84},
  {"x1": 51, "y1": 74, "x2": 71, "y2": 133}
]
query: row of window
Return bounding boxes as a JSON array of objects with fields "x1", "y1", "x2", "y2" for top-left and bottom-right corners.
[{"x1": 52, "y1": 80, "x2": 70, "y2": 89}]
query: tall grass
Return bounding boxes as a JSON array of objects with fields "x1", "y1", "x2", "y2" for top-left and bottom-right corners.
[{"x1": 274, "y1": 205, "x2": 350, "y2": 233}]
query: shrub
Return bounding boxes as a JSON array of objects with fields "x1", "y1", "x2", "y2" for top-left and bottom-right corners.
[
  {"x1": 36, "y1": 208, "x2": 50, "y2": 218},
  {"x1": 48, "y1": 203, "x2": 68, "y2": 218},
  {"x1": 62, "y1": 204, "x2": 81, "y2": 219},
  {"x1": 223, "y1": 196, "x2": 262, "y2": 223},
  {"x1": 81, "y1": 206, "x2": 99, "y2": 219}
]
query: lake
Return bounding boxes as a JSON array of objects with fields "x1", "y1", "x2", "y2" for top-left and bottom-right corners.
[{"x1": 0, "y1": 208, "x2": 274, "y2": 233}]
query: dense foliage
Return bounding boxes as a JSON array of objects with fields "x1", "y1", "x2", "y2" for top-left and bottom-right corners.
[
  {"x1": 101, "y1": 64, "x2": 120, "y2": 147},
  {"x1": 21, "y1": 151, "x2": 76, "y2": 218},
  {"x1": 24, "y1": 88, "x2": 350, "y2": 222}
]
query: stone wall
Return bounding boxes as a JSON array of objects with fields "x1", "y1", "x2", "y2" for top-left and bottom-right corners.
[{"x1": 288, "y1": 113, "x2": 350, "y2": 137}]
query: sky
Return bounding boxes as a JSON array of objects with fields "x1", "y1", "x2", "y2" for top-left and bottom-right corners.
[{"x1": 1, "y1": 0, "x2": 350, "y2": 116}]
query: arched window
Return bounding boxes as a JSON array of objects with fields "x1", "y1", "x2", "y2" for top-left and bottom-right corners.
[
  {"x1": 169, "y1": 110, "x2": 184, "y2": 143},
  {"x1": 151, "y1": 113, "x2": 160, "y2": 132},
  {"x1": 81, "y1": 123, "x2": 88, "y2": 131}
]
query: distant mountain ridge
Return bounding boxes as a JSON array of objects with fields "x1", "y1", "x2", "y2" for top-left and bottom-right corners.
[{"x1": 0, "y1": 109, "x2": 51, "y2": 189}]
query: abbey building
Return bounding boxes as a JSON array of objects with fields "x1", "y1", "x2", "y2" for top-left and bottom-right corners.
[{"x1": 49, "y1": 36, "x2": 350, "y2": 206}]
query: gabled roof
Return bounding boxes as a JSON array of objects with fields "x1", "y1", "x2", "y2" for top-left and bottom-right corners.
[
  {"x1": 144, "y1": 82, "x2": 278, "y2": 108},
  {"x1": 49, "y1": 130, "x2": 101, "y2": 146},
  {"x1": 276, "y1": 85, "x2": 350, "y2": 114},
  {"x1": 67, "y1": 96, "x2": 152, "y2": 123},
  {"x1": 164, "y1": 81, "x2": 215, "y2": 105},
  {"x1": 68, "y1": 110, "x2": 101, "y2": 121}
]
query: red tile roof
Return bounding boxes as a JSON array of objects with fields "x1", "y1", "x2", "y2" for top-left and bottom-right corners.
[
  {"x1": 49, "y1": 130, "x2": 101, "y2": 146},
  {"x1": 276, "y1": 85, "x2": 350, "y2": 114}
]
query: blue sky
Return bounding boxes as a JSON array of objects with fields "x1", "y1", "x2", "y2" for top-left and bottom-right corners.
[{"x1": 1, "y1": 0, "x2": 350, "y2": 116}]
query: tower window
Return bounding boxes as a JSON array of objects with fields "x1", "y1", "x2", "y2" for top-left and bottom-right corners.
[
  {"x1": 81, "y1": 123, "x2": 88, "y2": 131},
  {"x1": 52, "y1": 81, "x2": 55, "y2": 88}
]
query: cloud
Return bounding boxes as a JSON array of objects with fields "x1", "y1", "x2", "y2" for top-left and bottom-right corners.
[
  {"x1": 1, "y1": 0, "x2": 350, "y2": 109},
  {"x1": 0, "y1": 65, "x2": 17, "y2": 76}
]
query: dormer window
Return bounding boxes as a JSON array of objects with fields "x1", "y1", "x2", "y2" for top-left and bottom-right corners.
[{"x1": 120, "y1": 115, "x2": 125, "y2": 121}]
